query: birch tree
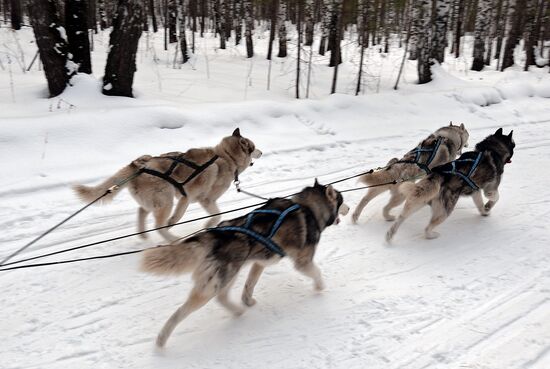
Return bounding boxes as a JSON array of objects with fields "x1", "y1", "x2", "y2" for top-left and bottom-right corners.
[
  {"x1": 471, "y1": 0, "x2": 491, "y2": 71},
  {"x1": 244, "y1": 0, "x2": 253, "y2": 57}
]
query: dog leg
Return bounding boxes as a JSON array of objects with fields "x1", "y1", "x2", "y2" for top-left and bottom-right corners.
[
  {"x1": 241, "y1": 263, "x2": 265, "y2": 307},
  {"x1": 168, "y1": 197, "x2": 189, "y2": 227},
  {"x1": 154, "y1": 205, "x2": 177, "y2": 242},
  {"x1": 156, "y1": 287, "x2": 214, "y2": 348},
  {"x1": 383, "y1": 188, "x2": 406, "y2": 221},
  {"x1": 351, "y1": 186, "x2": 388, "y2": 224},
  {"x1": 200, "y1": 200, "x2": 222, "y2": 228},
  {"x1": 138, "y1": 207, "x2": 150, "y2": 239},
  {"x1": 484, "y1": 189, "x2": 499, "y2": 212},
  {"x1": 217, "y1": 275, "x2": 245, "y2": 316},
  {"x1": 386, "y1": 199, "x2": 426, "y2": 242},
  {"x1": 472, "y1": 191, "x2": 489, "y2": 216},
  {"x1": 424, "y1": 200, "x2": 447, "y2": 239},
  {"x1": 295, "y1": 261, "x2": 325, "y2": 291}
]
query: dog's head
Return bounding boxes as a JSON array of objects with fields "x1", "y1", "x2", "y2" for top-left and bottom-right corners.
[
  {"x1": 219, "y1": 128, "x2": 262, "y2": 167},
  {"x1": 493, "y1": 128, "x2": 515, "y2": 164},
  {"x1": 448, "y1": 122, "x2": 470, "y2": 153},
  {"x1": 298, "y1": 179, "x2": 349, "y2": 228},
  {"x1": 476, "y1": 128, "x2": 515, "y2": 165}
]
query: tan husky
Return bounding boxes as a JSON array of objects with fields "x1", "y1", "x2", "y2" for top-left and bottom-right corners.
[
  {"x1": 140, "y1": 180, "x2": 349, "y2": 347},
  {"x1": 351, "y1": 123, "x2": 469, "y2": 223},
  {"x1": 74, "y1": 128, "x2": 262, "y2": 241}
]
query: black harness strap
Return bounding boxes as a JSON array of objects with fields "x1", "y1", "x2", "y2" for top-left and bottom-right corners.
[
  {"x1": 395, "y1": 137, "x2": 443, "y2": 174},
  {"x1": 140, "y1": 154, "x2": 219, "y2": 196}
]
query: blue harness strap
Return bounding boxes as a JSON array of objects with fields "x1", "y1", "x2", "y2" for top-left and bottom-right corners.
[
  {"x1": 209, "y1": 203, "x2": 301, "y2": 257},
  {"x1": 441, "y1": 152, "x2": 482, "y2": 190},
  {"x1": 396, "y1": 137, "x2": 443, "y2": 174}
]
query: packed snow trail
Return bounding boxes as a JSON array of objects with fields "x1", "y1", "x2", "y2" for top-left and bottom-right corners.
[{"x1": 1, "y1": 61, "x2": 550, "y2": 368}]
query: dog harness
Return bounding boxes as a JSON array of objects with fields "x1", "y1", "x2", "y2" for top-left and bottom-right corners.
[
  {"x1": 396, "y1": 137, "x2": 443, "y2": 174},
  {"x1": 439, "y1": 151, "x2": 482, "y2": 190},
  {"x1": 140, "y1": 154, "x2": 219, "y2": 197},
  {"x1": 208, "y1": 203, "x2": 301, "y2": 257}
]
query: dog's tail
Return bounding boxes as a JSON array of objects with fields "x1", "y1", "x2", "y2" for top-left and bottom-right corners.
[
  {"x1": 140, "y1": 240, "x2": 206, "y2": 276},
  {"x1": 358, "y1": 158, "x2": 399, "y2": 187},
  {"x1": 400, "y1": 174, "x2": 443, "y2": 203},
  {"x1": 72, "y1": 155, "x2": 152, "y2": 203}
]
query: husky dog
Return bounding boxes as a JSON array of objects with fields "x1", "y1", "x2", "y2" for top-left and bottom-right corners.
[
  {"x1": 352, "y1": 123, "x2": 469, "y2": 223},
  {"x1": 386, "y1": 128, "x2": 515, "y2": 241},
  {"x1": 140, "y1": 180, "x2": 350, "y2": 347},
  {"x1": 74, "y1": 128, "x2": 262, "y2": 241}
]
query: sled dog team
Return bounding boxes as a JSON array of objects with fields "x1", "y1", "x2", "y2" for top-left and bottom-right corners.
[{"x1": 74, "y1": 125, "x2": 515, "y2": 347}]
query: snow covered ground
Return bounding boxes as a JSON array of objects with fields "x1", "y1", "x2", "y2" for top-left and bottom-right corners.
[{"x1": 1, "y1": 27, "x2": 550, "y2": 369}]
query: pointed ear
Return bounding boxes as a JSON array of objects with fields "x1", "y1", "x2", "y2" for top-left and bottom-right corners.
[
  {"x1": 325, "y1": 185, "x2": 337, "y2": 201},
  {"x1": 508, "y1": 130, "x2": 514, "y2": 138},
  {"x1": 314, "y1": 178, "x2": 320, "y2": 186},
  {"x1": 232, "y1": 128, "x2": 241, "y2": 137},
  {"x1": 495, "y1": 128, "x2": 503, "y2": 136},
  {"x1": 449, "y1": 121, "x2": 453, "y2": 126},
  {"x1": 460, "y1": 123, "x2": 465, "y2": 129}
]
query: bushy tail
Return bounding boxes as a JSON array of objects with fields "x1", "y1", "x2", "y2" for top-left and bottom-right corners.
[
  {"x1": 358, "y1": 158, "x2": 400, "y2": 186},
  {"x1": 400, "y1": 174, "x2": 443, "y2": 203},
  {"x1": 72, "y1": 155, "x2": 152, "y2": 203},
  {"x1": 140, "y1": 241, "x2": 206, "y2": 276}
]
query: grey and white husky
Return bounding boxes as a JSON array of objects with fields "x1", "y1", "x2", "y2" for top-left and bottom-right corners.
[
  {"x1": 140, "y1": 180, "x2": 350, "y2": 347},
  {"x1": 386, "y1": 128, "x2": 515, "y2": 241},
  {"x1": 352, "y1": 123, "x2": 469, "y2": 223},
  {"x1": 73, "y1": 129, "x2": 261, "y2": 241}
]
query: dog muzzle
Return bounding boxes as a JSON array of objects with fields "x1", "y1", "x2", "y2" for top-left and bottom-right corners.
[{"x1": 334, "y1": 203, "x2": 350, "y2": 225}]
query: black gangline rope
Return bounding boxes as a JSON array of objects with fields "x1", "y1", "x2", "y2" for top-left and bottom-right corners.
[{"x1": 0, "y1": 169, "x2": 418, "y2": 272}]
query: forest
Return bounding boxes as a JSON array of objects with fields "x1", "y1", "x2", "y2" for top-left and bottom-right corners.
[{"x1": 1, "y1": 0, "x2": 549, "y2": 97}]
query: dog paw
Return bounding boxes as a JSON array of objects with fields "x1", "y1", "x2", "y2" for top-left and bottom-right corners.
[
  {"x1": 314, "y1": 280, "x2": 326, "y2": 292},
  {"x1": 139, "y1": 233, "x2": 149, "y2": 240},
  {"x1": 232, "y1": 307, "x2": 246, "y2": 317},
  {"x1": 156, "y1": 333, "x2": 168, "y2": 348},
  {"x1": 242, "y1": 296, "x2": 257, "y2": 307},
  {"x1": 351, "y1": 212, "x2": 360, "y2": 224},
  {"x1": 425, "y1": 231, "x2": 440, "y2": 239},
  {"x1": 384, "y1": 214, "x2": 396, "y2": 222}
]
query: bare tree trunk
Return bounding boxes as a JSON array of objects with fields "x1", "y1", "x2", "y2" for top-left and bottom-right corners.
[
  {"x1": 178, "y1": 0, "x2": 188, "y2": 63},
  {"x1": 484, "y1": 0, "x2": 500, "y2": 65},
  {"x1": 234, "y1": 0, "x2": 242, "y2": 45},
  {"x1": 244, "y1": 0, "x2": 253, "y2": 57},
  {"x1": 356, "y1": 0, "x2": 368, "y2": 95},
  {"x1": 304, "y1": 0, "x2": 314, "y2": 46},
  {"x1": 27, "y1": 0, "x2": 69, "y2": 97},
  {"x1": 168, "y1": 0, "x2": 177, "y2": 42},
  {"x1": 328, "y1": 0, "x2": 342, "y2": 67},
  {"x1": 190, "y1": 0, "x2": 196, "y2": 51},
  {"x1": 277, "y1": 0, "x2": 287, "y2": 57},
  {"x1": 523, "y1": 0, "x2": 537, "y2": 70},
  {"x1": 200, "y1": 0, "x2": 206, "y2": 37},
  {"x1": 66, "y1": 0, "x2": 92, "y2": 74},
  {"x1": 409, "y1": 0, "x2": 422, "y2": 60},
  {"x1": 452, "y1": 0, "x2": 464, "y2": 58},
  {"x1": 10, "y1": 0, "x2": 21, "y2": 30},
  {"x1": 319, "y1": 0, "x2": 329, "y2": 55},
  {"x1": 330, "y1": 0, "x2": 342, "y2": 92},
  {"x1": 296, "y1": 0, "x2": 302, "y2": 98},
  {"x1": 495, "y1": 0, "x2": 509, "y2": 66},
  {"x1": 88, "y1": 0, "x2": 97, "y2": 33},
  {"x1": 149, "y1": 0, "x2": 158, "y2": 32},
  {"x1": 501, "y1": 0, "x2": 522, "y2": 70},
  {"x1": 215, "y1": 0, "x2": 227, "y2": 49},
  {"x1": 267, "y1": 0, "x2": 278, "y2": 60},
  {"x1": 417, "y1": 0, "x2": 433, "y2": 84},
  {"x1": 472, "y1": 0, "x2": 491, "y2": 70},
  {"x1": 432, "y1": 0, "x2": 451, "y2": 64},
  {"x1": 103, "y1": 0, "x2": 144, "y2": 97}
]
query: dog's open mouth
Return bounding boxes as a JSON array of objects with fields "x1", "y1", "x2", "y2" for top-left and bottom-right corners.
[{"x1": 507, "y1": 159, "x2": 512, "y2": 164}]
